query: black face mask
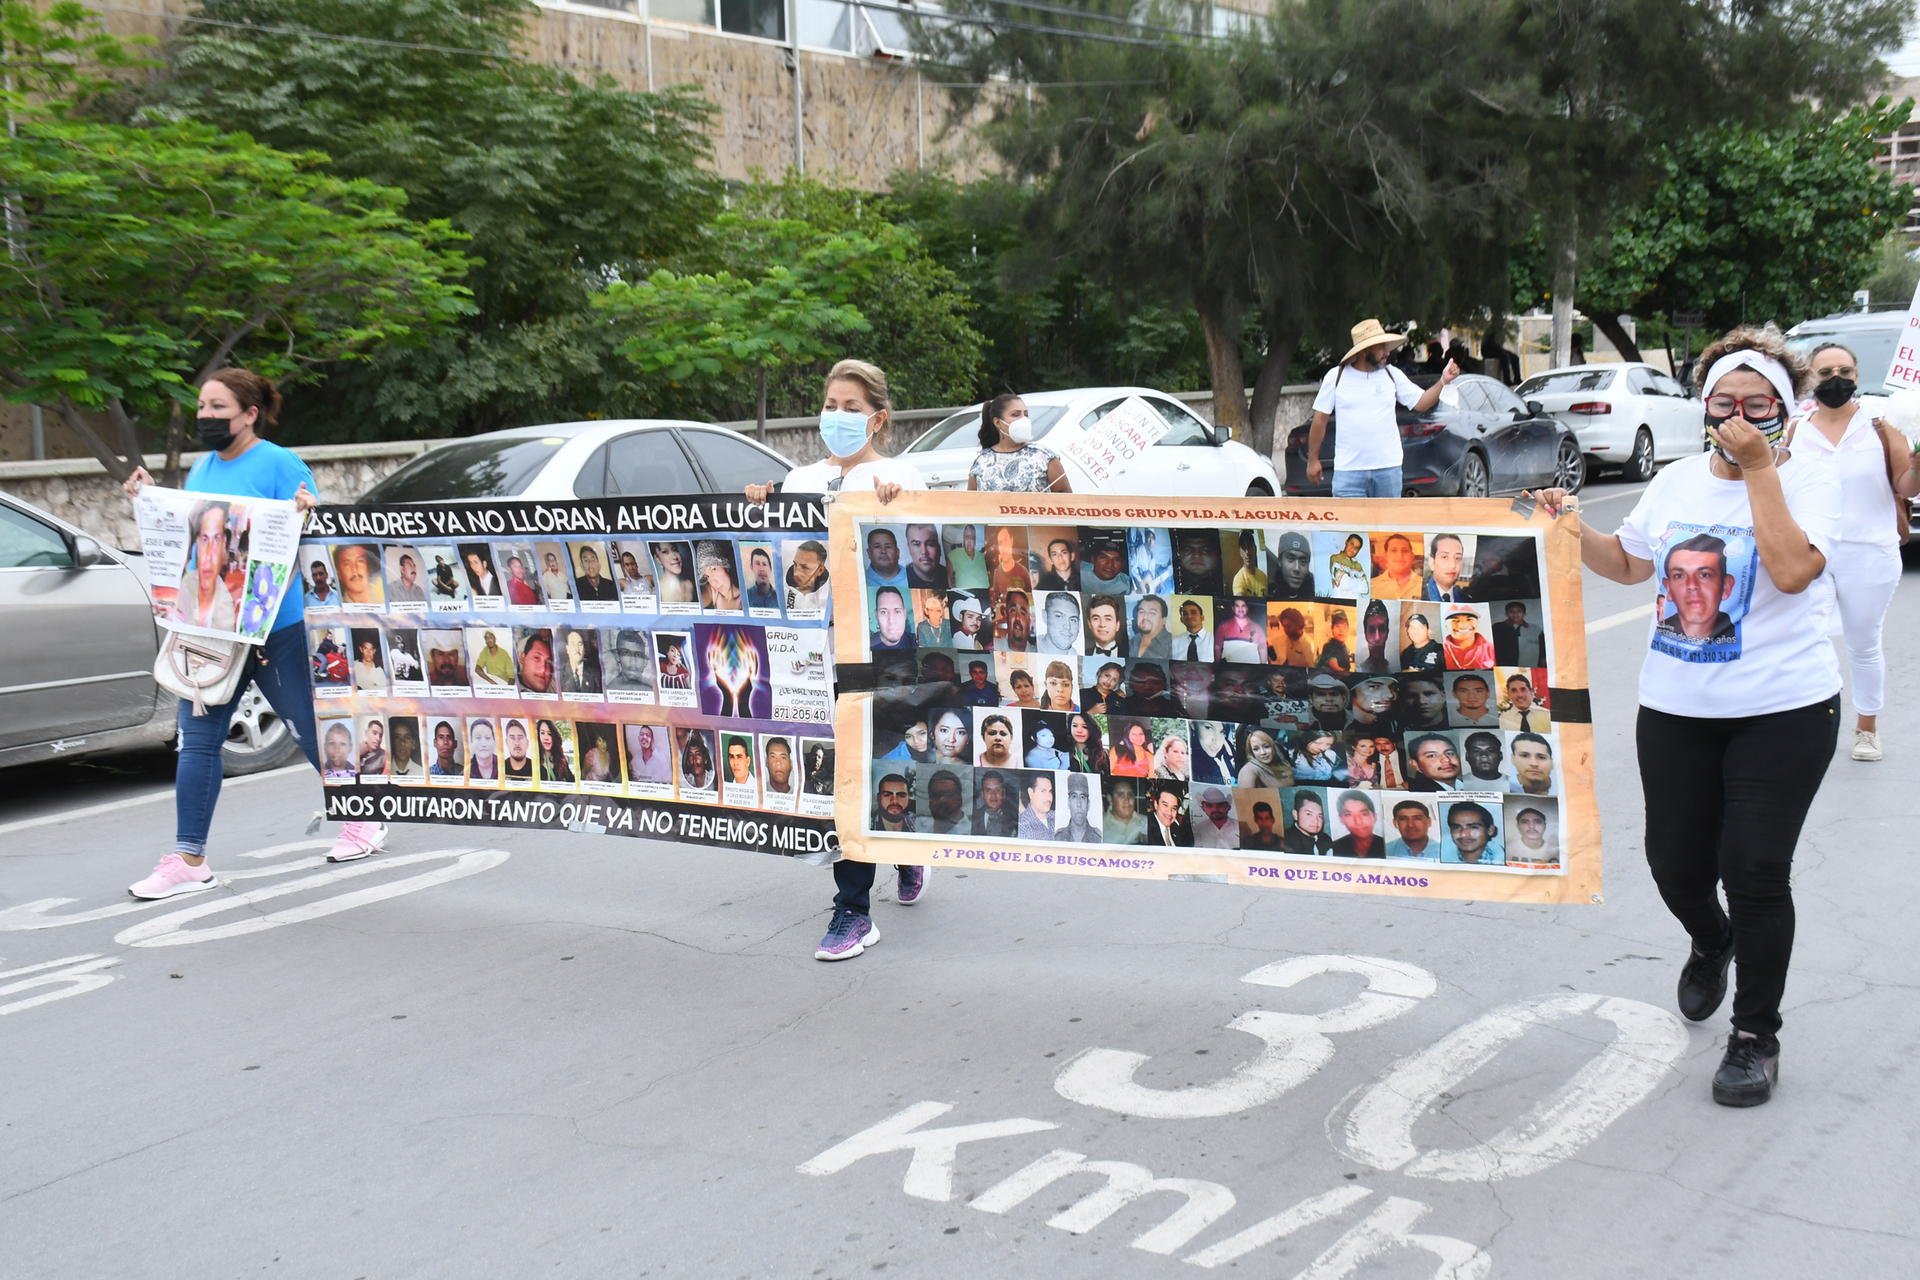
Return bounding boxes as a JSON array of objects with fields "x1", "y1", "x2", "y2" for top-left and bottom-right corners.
[
  {"x1": 1812, "y1": 376, "x2": 1856, "y2": 409},
  {"x1": 196, "y1": 415, "x2": 238, "y2": 451}
]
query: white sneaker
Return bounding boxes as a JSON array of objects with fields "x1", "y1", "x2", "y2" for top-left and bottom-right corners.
[
  {"x1": 1851, "y1": 730, "x2": 1883, "y2": 762},
  {"x1": 327, "y1": 822, "x2": 389, "y2": 862}
]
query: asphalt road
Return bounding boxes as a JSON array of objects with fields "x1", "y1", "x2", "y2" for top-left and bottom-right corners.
[{"x1": 4, "y1": 478, "x2": 1917, "y2": 1280}]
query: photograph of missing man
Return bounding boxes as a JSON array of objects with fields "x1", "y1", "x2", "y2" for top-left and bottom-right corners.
[
  {"x1": 1441, "y1": 799, "x2": 1504, "y2": 865},
  {"x1": 457, "y1": 543, "x2": 500, "y2": 599},
  {"x1": 499, "y1": 543, "x2": 545, "y2": 608},
  {"x1": 354, "y1": 715, "x2": 388, "y2": 780},
  {"x1": 570, "y1": 541, "x2": 620, "y2": 604},
  {"x1": 386, "y1": 715, "x2": 424, "y2": 782},
  {"x1": 622, "y1": 723, "x2": 674, "y2": 791},
  {"x1": 418, "y1": 545, "x2": 467, "y2": 607},
  {"x1": 384, "y1": 544, "x2": 428, "y2": 607},
  {"x1": 421, "y1": 628, "x2": 469, "y2": 692},
  {"x1": 340, "y1": 628, "x2": 384, "y2": 695},
  {"x1": 514, "y1": 627, "x2": 557, "y2": 696},
  {"x1": 1504, "y1": 795, "x2": 1560, "y2": 866},
  {"x1": 913, "y1": 766, "x2": 972, "y2": 834},
  {"x1": 501, "y1": 717, "x2": 536, "y2": 782},
  {"x1": 331, "y1": 541, "x2": 385, "y2": 610},
  {"x1": 308, "y1": 626, "x2": 350, "y2": 691},
  {"x1": 536, "y1": 542, "x2": 575, "y2": 604},
  {"x1": 319, "y1": 718, "x2": 357, "y2": 785},
  {"x1": 556, "y1": 625, "x2": 605, "y2": 696}
]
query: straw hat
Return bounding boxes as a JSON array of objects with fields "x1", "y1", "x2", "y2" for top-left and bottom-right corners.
[{"x1": 1341, "y1": 318, "x2": 1407, "y2": 364}]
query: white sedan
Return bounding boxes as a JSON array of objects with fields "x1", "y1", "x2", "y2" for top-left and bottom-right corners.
[
  {"x1": 896, "y1": 387, "x2": 1283, "y2": 496},
  {"x1": 1516, "y1": 362, "x2": 1702, "y2": 482},
  {"x1": 357, "y1": 420, "x2": 797, "y2": 503}
]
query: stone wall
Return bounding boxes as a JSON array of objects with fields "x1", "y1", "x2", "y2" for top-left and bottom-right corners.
[{"x1": 0, "y1": 443, "x2": 432, "y2": 552}]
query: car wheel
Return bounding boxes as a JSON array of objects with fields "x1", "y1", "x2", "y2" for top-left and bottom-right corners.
[
  {"x1": 1624, "y1": 428, "x2": 1655, "y2": 483},
  {"x1": 1553, "y1": 439, "x2": 1586, "y2": 493},
  {"x1": 1460, "y1": 450, "x2": 1491, "y2": 498},
  {"x1": 1245, "y1": 480, "x2": 1274, "y2": 497},
  {"x1": 222, "y1": 680, "x2": 302, "y2": 777}
]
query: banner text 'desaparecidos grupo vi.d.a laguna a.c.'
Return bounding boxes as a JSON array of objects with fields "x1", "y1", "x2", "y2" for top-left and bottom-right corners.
[
  {"x1": 827, "y1": 491, "x2": 1600, "y2": 905},
  {"x1": 298, "y1": 494, "x2": 839, "y2": 859}
]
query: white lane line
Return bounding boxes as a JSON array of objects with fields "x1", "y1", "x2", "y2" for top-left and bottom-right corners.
[
  {"x1": 0, "y1": 763, "x2": 310, "y2": 837},
  {"x1": 1585, "y1": 604, "x2": 1652, "y2": 635},
  {"x1": 115, "y1": 847, "x2": 508, "y2": 948}
]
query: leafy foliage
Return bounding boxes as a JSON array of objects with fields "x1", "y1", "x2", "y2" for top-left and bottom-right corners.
[
  {"x1": 0, "y1": 2, "x2": 472, "y2": 477},
  {"x1": 150, "y1": 0, "x2": 722, "y2": 438},
  {"x1": 1578, "y1": 103, "x2": 1912, "y2": 333}
]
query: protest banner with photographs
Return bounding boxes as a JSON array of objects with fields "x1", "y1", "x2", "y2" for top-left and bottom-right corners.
[
  {"x1": 133, "y1": 485, "x2": 304, "y2": 641},
  {"x1": 301, "y1": 495, "x2": 837, "y2": 857},
  {"x1": 828, "y1": 492, "x2": 1597, "y2": 904}
]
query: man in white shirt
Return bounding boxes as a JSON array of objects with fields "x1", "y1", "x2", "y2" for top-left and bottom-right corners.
[
  {"x1": 1192, "y1": 786, "x2": 1239, "y2": 849},
  {"x1": 1307, "y1": 319, "x2": 1457, "y2": 497}
]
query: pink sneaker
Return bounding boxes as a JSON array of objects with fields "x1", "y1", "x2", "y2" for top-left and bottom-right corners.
[
  {"x1": 327, "y1": 822, "x2": 389, "y2": 863},
  {"x1": 129, "y1": 854, "x2": 215, "y2": 900}
]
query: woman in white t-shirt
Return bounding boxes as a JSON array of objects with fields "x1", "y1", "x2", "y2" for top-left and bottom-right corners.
[
  {"x1": 744, "y1": 359, "x2": 926, "y2": 963},
  {"x1": 1785, "y1": 343, "x2": 1919, "y2": 762},
  {"x1": 1533, "y1": 327, "x2": 1841, "y2": 1110}
]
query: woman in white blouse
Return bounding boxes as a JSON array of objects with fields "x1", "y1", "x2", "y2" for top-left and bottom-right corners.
[{"x1": 1787, "y1": 342, "x2": 1919, "y2": 761}]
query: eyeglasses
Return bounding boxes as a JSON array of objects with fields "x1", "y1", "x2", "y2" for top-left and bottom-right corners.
[
  {"x1": 1704, "y1": 394, "x2": 1784, "y2": 420},
  {"x1": 1812, "y1": 364, "x2": 1857, "y2": 378}
]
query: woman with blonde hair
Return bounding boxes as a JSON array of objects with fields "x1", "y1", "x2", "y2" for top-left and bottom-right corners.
[
  {"x1": 746, "y1": 359, "x2": 926, "y2": 961},
  {"x1": 1535, "y1": 325, "x2": 1841, "y2": 1108}
]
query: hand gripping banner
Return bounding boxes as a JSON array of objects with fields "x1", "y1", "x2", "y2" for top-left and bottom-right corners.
[
  {"x1": 827, "y1": 492, "x2": 1600, "y2": 904},
  {"x1": 301, "y1": 494, "x2": 839, "y2": 858}
]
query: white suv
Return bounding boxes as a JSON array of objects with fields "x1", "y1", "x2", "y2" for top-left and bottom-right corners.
[
  {"x1": 897, "y1": 387, "x2": 1283, "y2": 496},
  {"x1": 1517, "y1": 362, "x2": 1703, "y2": 482}
]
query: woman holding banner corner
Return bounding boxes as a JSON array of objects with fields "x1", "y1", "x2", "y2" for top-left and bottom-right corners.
[
  {"x1": 744, "y1": 359, "x2": 926, "y2": 962},
  {"x1": 1534, "y1": 327, "x2": 1840, "y2": 1109},
  {"x1": 120, "y1": 368, "x2": 392, "y2": 901}
]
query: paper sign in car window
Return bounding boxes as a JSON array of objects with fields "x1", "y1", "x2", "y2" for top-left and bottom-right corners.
[{"x1": 1055, "y1": 396, "x2": 1173, "y2": 487}]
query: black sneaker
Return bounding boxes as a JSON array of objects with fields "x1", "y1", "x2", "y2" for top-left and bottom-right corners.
[
  {"x1": 1712, "y1": 1031, "x2": 1779, "y2": 1107},
  {"x1": 1677, "y1": 938, "x2": 1735, "y2": 1022}
]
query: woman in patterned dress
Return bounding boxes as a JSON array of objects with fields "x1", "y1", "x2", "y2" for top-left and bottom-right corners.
[{"x1": 968, "y1": 393, "x2": 1073, "y2": 493}]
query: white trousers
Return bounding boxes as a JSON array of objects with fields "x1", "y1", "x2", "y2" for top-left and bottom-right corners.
[{"x1": 1824, "y1": 541, "x2": 1903, "y2": 716}]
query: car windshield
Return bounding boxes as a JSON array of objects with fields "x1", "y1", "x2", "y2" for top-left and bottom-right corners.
[
  {"x1": 907, "y1": 404, "x2": 1069, "y2": 452},
  {"x1": 1788, "y1": 328, "x2": 1903, "y2": 396},
  {"x1": 357, "y1": 437, "x2": 566, "y2": 503},
  {"x1": 1517, "y1": 369, "x2": 1616, "y2": 396}
]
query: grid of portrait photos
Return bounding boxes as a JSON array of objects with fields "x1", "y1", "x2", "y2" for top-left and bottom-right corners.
[
  {"x1": 299, "y1": 527, "x2": 836, "y2": 820},
  {"x1": 856, "y1": 520, "x2": 1565, "y2": 873}
]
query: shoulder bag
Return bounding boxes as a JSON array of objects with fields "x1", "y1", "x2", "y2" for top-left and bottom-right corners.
[{"x1": 154, "y1": 629, "x2": 257, "y2": 716}]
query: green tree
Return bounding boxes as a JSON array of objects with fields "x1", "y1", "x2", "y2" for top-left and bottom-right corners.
[
  {"x1": 1577, "y1": 103, "x2": 1912, "y2": 353},
  {"x1": 0, "y1": 2, "x2": 472, "y2": 480},
  {"x1": 152, "y1": 0, "x2": 721, "y2": 439},
  {"x1": 596, "y1": 219, "x2": 903, "y2": 428},
  {"x1": 638, "y1": 174, "x2": 985, "y2": 422},
  {"x1": 1862, "y1": 231, "x2": 1920, "y2": 308}
]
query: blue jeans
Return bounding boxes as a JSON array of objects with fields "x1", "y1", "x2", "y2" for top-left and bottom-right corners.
[
  {"x1": 175, "y1": 623, "x2": 321, "y2": 856},
  {"x1": 1331, "y1": 466, "x2": 1404, "y2": 498}
]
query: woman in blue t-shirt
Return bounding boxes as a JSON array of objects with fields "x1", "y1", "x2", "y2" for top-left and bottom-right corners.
[{"x1": 122, "y1": 369, "x2": 391, "y2": 901}]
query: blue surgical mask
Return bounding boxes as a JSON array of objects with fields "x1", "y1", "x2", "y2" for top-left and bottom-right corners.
[{"x1": 819, "y1": 409, "x2": 873, "y2": 458}]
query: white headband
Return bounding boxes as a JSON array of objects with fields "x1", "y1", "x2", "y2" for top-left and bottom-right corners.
[{"x1": 1703, "y1": 349, "x2": 1796, "y2": 412}]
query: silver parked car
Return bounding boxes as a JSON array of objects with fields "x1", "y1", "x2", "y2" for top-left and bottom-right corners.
[{"x1": 0, "y1": 491, "x2": 301, "y2": 775}]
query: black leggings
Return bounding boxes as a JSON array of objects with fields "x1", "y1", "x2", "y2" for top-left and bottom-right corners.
[{"x1": 1636, "y1": 696, "x2": 1839, "y2": 1037}]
